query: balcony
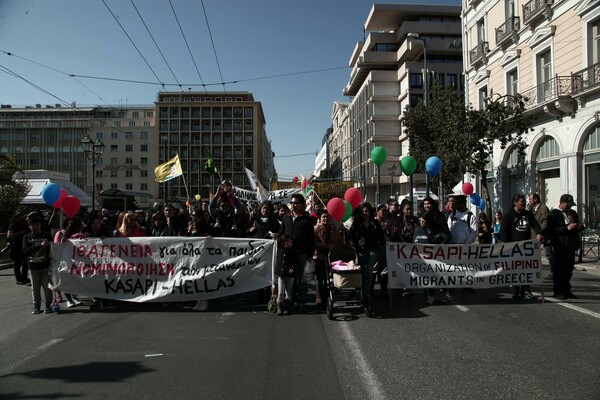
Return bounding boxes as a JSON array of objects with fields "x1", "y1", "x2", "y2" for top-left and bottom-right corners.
[
  {"x1": 571, "y1": 62, "x2": 600, "y2": 99},
  {"x1": 523, "y1": 0, "x2": 553, "y2": 27},
  {"x1": 469, "y1": 41, "x2": 489, "y2": 67},
  {"x1": 521, "y1": 75, "x2": 577, "y2": 117},
  {"x1": 495, "y1": 16, "x2": 520, "y2": 47}
]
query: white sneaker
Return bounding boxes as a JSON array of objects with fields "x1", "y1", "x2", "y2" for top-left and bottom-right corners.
[
  {"x1": 213, "y1": 221, "x2": 221, "y2": 228},
  {"x1": 72, "y1": 298, "x2": 82, "y2": 306},
  {"x1": 66, "y1": 301, "x2": 75, "y2": 308},
  {"x1": 192, "y1": 300, "x2": 208, "y2": 311}
]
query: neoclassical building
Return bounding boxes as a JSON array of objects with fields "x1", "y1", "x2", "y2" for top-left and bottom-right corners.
[{"x1": 463, "y1": 0, "x2": 600, "y2": 226}]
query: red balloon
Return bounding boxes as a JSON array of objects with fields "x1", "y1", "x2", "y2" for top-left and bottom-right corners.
[
  {"x1": 327, "y1": 197, "x2": 346, "y2": 221},
  {"x1": 462, "y1": 182, "x2": 474, "y2": 196},
  {"x1": 344, "y1": 187, "x2": 362, "y2": 209},
  {"x1": 61, "y1": 195, "x2": 80, "y2": 218},
  {"x1": 293, "y1": 176, "x2": 299, "y2": 183},
  {"x1": 52, "y1": 188, "x2": 68, "y2": 209}
]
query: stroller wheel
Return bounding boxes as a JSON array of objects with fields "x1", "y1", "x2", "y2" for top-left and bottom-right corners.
[{"x1": 326, "y1": 297, "x2": 334, "y2": 320}]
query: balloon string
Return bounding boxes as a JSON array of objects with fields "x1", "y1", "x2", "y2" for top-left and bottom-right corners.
[{"x1": 48, "y1": 208, "x2": 56, "y2": 225}]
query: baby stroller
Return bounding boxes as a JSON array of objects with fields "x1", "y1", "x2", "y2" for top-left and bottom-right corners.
[{"x1": 326, "y1": 244, "x2": 372, "y2": 320}]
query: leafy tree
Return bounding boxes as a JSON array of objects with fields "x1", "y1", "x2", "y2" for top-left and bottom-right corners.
[
  {"x1": 402, "y1": 86, "x2": 533, "y2": 211},
  {"x1": 0, "y1": 154, "x2": 30, "y2": 232}
]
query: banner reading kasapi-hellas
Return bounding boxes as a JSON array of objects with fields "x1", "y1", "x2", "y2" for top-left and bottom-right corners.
[
  {"x1": 386, "y1": 240, "x2": 543, "y2": 289},
  {"x1": 51, "y1": 237, "x2": 275, "y2": 302}
]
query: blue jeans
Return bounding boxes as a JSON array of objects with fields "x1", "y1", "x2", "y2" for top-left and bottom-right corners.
[
  {"x1": 358, "y1": 250, "x2": 379, "y2": 301},
  {"x1": 30, "y1": 268, "x2": 52, "y2": 310}
]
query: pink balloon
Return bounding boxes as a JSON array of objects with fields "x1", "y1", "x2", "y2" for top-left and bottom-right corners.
[
  {"x1": 462, "y1": 182, "x2": 474, "y2": 196},
  {"x1": 52, "y1": 189, "x2": 68, "y2": 209},
  {"x1": 61, "y1": 195, "x2": 80, "y2": 218},
  {"x1": 344, "y1": 187, "x2": 362, "y2": 209},
  {"x1": 327, "y1": 197, "x2": 346, "y2": 221}
]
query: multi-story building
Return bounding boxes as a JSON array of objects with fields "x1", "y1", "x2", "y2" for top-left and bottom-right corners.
[
  {"x1": 155, "y1": 91, "x2": 275, "y2": 201},
  {"x1": 463, "y1": 0, "x2": 600, "y2": 226},
  {"x1": 0, "y1": 104, "x2": 157, "y2": 209},
  {"x1": 334, "y1": 3, "x2": 463, "y2": 202}
]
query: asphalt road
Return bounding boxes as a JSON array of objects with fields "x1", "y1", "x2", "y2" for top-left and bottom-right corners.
[{"x1": 0, "y1": 257, "x2": 599, "y2": 400}]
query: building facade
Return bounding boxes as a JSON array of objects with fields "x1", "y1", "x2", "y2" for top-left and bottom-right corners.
[
  {"x1": 334, "y1": 3, "x2": 464, "y2": 202},
  {"x1": 155, "y1": 91, "x2": 275, "y2": 201},
  {"x1": 463, "y1": 0, "x2": 600, "y2": 226},
  {"x1": 0, "y1": 104, "x2": 157, "y2": 209}
]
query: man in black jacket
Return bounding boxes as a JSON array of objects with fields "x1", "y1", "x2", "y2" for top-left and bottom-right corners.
[
  {"x1": 278, "y1": 193, "x2": 316, "y2": 312},
  {"x1": 501, "y1": 194, "x2": 544, "y2": 300},
  {"x1": 545, "y1": 194, "x2": 584, "y2": 299}
]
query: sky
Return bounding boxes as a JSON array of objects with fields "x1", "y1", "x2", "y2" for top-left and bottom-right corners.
[{"x1": 0, "y1": 0, "x2": 460, "y2": 181}]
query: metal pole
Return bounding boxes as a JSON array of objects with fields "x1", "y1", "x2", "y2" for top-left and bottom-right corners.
[
  {"x1": 376, "y1": 165, "x2": 381, "y2": 205},
  {"x1": 91, "y1": 159, "x2": 96, "y2": 211},
  {"x1": 426, "y1": 173, "x2": 429, "y2": 199}
]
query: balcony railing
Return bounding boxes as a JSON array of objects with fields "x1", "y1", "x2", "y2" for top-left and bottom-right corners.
[
  {"x1": 523, "y1": 0, "x2": 553, "y2": 25},
  {"x1": 521, "y1": 76, "x2": 571, "y2": 108},
  {"x1": 495, "y1": 16, "x2": 520, "y2": 46},
  {"x1": 469, "y1": 41, "x2": 489, "y2": 65},
  {"x1": 571, "y1": 62, "x2": 600, "y2": 95}
]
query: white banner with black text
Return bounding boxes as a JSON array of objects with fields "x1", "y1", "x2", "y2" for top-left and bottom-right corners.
[
  {"x1": 386, "y1": 240, "x2": 543, "y2": 289},
  {"x1": 50, "y1": 237, "x2": 275, "y2": 302}
]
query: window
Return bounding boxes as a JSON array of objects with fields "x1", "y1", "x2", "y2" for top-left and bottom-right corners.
[
  {"x1": 125, "y1": 157, "x2": 133, "y2": 164},
  {"x1": 170, "y1": 108, "x2": 179, "y2": 118},
  {"x1": 126, "y1": 144, "x2": 133, "y2": 152},
  {"x1": 170, "y1": 121, "x2": 179, "y2": 130},
  {"x1": 111, "y1": 183, "x2": 118, "y2": 189},
  {"x1": 96, "y1": 132, "x2": 103, "y2": 139},
  {"x1": 507, "y1": 68, "x2": 518, "y2": 96},
  {"x1": 132, "y1": 111, "x2": 139, "y2": 118},
  {"x1": 589, "y1": 18, "x2": 600, "y2": 65},
  {"x1": 110, "y1": 170, "x2": 118, "y2": 178},
  {"x1": 143, "y1": 121, "x2": 150, "y2": 127},
  {"x1": 446, "y1": 74, "x2": 458, "y2": 90},
  {"x1": 140, "y1": 131, "x2": 148, "y2": 139},
  {"x1": 244, "y1": 133, "x2": 253, "y2": 145},
  {"x1": 114, "y1": 121, "x2": 121, "y2": 127},
  {"x1": 244, "y1": 107, "x2": 253, "y2": 118},
  {"x1": 125, "y1": 183, "x2": 133, "y2": 190},
  {"x1": 125, "y1": 170, "x2": 133, "y2": 177},
  {"x1": 141, "y1": 144, "x2": 148, "y2": 151},
  {"x1": 96, "y1": 170, "x2": 103, "y2": 178},
  {"x1": 110, "y1": 145, "x2": 118, "y2": 152},
  {"x1": 110, "y1": 157, "x2": 118, "y2": 165},
  {"x1": 128, "y1": 121, "x2": 135, "y2": 127},
  {"x1": 477, "y1": 18, "x2": 486, "y2": 43},
  {"x1": 140, "y1": 157, "x2": 148, "y2": 165},
  {"x1": 537, "y1": 49, "x2": 552, "y2": 101},
  {"x1": 111, "y1": 132, "x2": 118, "y2": 139},
  {"x1": 140, "y1": 183, "x2": 148, "y2": 190},
  {"x1": 410, "y1": 73, "x2": 423, "y2": 88},
  {"x1": 126, "y1": 132, "x2": 133, "y2": 139},
  {"x1": 140, "y1": 170, "x2": 148, "y2": 177},
  {"x1": 478, "y1": 86, "x2": 488, "y2": 110}
]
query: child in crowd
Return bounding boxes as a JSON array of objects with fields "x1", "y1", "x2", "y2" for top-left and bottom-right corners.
[{"x1": 22, "y1": 214, "x2": 54, "y2": 314}]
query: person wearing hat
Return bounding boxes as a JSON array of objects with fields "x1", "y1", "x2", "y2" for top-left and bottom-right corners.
[{"x1": 545, "y1": 194, "x2": 585, "y2": 300}]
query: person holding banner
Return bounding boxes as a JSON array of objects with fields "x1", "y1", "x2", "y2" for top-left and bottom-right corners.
[
  {"x1": 278, "y1": 193, "x2": 315, "y2": 313},
  {"x1": 209, "y1": 180, "x2": 243, "y2": 234},
  {"x1": 545, "y1": 194, "x2": 584, "y2": 300},
  {"x1": 115, "y1": 212, "x2": 147, "y2": 237},
  {"x1": 414, "y1": 212, "x2": 452, "y2": 305},
  {"x1": 348, "y1": 203, "x2": 385, "y2": 308},
  {"x1": 501, "y1": 194, "x2": 544, "y2": 300}
]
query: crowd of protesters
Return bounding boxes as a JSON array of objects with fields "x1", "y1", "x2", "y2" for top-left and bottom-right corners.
[{"x1": 4, "y1": 181, "x2": 585, "y2": 315}]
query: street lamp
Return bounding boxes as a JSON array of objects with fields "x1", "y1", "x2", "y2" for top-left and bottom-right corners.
[
  {"x1": 80, "y1": 134, "x2": 105, "y2": 211},
  {"x1": 387, "y1": 163, "x2": 397, "y2": 200}
]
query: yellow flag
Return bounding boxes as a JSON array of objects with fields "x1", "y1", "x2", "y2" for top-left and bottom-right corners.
[{"x1": 154, "y1": 155, "x2": 183, "y2": 182}]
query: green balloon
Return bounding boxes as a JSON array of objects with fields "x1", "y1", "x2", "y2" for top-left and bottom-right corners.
[
  {"x1": 342, "y1": 200, "x2": 353, "y2": 222},
  {"x1": 400, "y1": 156, "x2": 417, "y2": 175},
  {"x1": 370, "y1": 146, "x2": 387, "y2": 167}
]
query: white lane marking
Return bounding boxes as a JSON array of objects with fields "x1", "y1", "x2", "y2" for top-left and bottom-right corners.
[
  {"x1": 455, "y1": 305, "x2": 469, "y2": 312},
  {"x1": 535, "y1": 294, "x2": 600, "y2": 320},
  {"x1": 339, "y1": 322, "x2": 387, "y2": 400},
  {"x1": 1, "y1": 338, "x2": 64, "y2": 376},
  {"x1": 145, "y1": 353, "x2": 163, "y2": 358}
]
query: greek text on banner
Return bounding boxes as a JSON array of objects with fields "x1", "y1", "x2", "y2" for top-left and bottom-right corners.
[
  {"x1": 386, "y1": 240, "x2": 543, "y2": 289},
  {"x1": 50, "y1": 237, "x2": 275, "y2": 302}
]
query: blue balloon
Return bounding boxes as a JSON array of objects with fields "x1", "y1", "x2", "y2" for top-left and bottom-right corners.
[
  {"x1": 470, "y1": 192, "x2": 481, "y2": 205},
  {"x1": 479, "y1": 198, "x2": 486, "y2": 211},
  {"x1": 425, "y1": 156, "x2": 442, "y2": 177},
  {"x1": 41, "y1": 183, "x2": 60, "y2": 206}
]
